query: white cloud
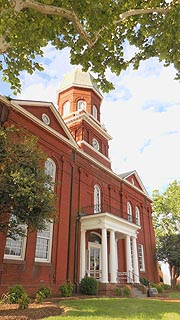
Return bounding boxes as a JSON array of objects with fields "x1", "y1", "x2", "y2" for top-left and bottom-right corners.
[
  {"x1": 16, "y1": 46, "x2": 78, "y2": 104},
  {"x1": 102, "y1": 60, "x2": 180, "y2": 195}
]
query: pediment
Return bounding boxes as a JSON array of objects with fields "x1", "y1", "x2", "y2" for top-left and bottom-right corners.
[
  {"x1": 119, "y1": 170, "x2": 148, "y2": 195},
  {"x1": 11, "y1": 99, "x2": 77, "y2": 144}
]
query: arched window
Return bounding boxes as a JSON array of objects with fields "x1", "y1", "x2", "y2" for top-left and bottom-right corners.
[
  {"x1": 94, "y1": 184, "x2": 101, "y2": 213},
  {"x1": 77, "y1": 100, "x2": 86, "y2": 111},
  {"x1": 89, "y1": 232, "x2": 101, "y2": 244},
  {"x1": 135, "y1": 206, "x2": 141, "y2": 225},
  {"x1": 45, "y1": 158, "x2": 56, "y2": 189},
  {"x1": 92, "y1": 105, "x2": 98, "y2": 120},
  {"x1": 127, "y1": 201, "x2": 133, "y2": 222},
  {"x1": 35, "y1": 158, "x2": 55, "y2": 262},
  {"x1": 63, "y1": 101, "x2": 70, "y2": 116}
]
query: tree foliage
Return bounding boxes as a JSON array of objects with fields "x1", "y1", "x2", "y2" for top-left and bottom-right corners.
[
  {"x1": 0, "y1": 0, "x2": 180, "y2": 93},
  {"x1": 152, "y1": 180, "x2": 180, "y2": 240},
  {"x1": 152, "y1": 180, "x2": 180, "y2": 287},
  {"x1": 0, "y1": 125, "x2": 56, "y2": 238},
  {"x1": 156, "y1": 234, "x2": 180, "y2": 288}
]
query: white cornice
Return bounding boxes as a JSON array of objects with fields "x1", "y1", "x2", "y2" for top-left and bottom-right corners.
[
  {"x1": 64, "y1": 110, "x2": 112, "y2": 140},
  {"x1": 6, "y1": 99, "x2": 78, "y2": 149},
  {"x1": 77, "y1": 140, "x2": 111, "y2": 163},
  {"x1": 81, "y1": 212, "x2": 140, "y2": 237},
  {"x1": 11, "y1": 99, "x2": 77, "y2": 146}
]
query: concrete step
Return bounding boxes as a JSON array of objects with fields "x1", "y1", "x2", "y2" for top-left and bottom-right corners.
[{"x1": 132, "y1": 287, "x2": 147, "y2": 298}]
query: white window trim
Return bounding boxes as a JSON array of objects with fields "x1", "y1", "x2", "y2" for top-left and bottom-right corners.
[
  {"x1": 127, "y1": 201, "x2": 133, "y2": 222},
  {"x1": 35, "y1": 222, "x2": 53, "y2": 263},
  {"x1": 138, "y1": 244, "x2": 145, "y2": 272},
  {"x1": 77, "y1": 100, "x2": 86, "y2": 111},
  {"x1": 92, "y1": 105, "x2": 98, "y2": 120},
  {"x1": 35, "y1": 157, "x2": 55, "y2": 263},
  {"x1": 136, "y1": 206, "x2": 141, "y2": 225},
  {"x1": 4, "y1": 227, "x2": 27, "y2": 261},
  {"x1": 63, "y1": 101, "x2": 70, "y2": 116},
  {"x1": 94, "y1": 184, "x2": 101, "y2": 213},
  {"x1": 45, "y1": 158, "x2": 56, "y2": 183}
]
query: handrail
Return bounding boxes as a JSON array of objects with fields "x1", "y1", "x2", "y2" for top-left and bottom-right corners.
[
  {"x1": 117, "y1": 271, "x2": 142, "y2": 284},
  {"x1": 117, "y1": 271, "x2": 132, "y2": 284},
  {"x1": 86, "y1": 269, "x2": 102, "y2": 280},
  {"x1": 129, "y1": 270, "x2": 141, "y2": 283},
  {"x1": 79, "y1": 204, "x2": 140, "y2": 226}
]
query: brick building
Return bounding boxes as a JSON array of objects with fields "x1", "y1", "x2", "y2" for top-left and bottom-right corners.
[{"x1": 0, "y1": 68, "x2": 159, "y2": 295}]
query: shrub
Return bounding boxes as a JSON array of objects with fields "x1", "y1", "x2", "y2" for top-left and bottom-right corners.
[
  {"x1": 162, "y1": 283, "x2": 171, "y2": 290},
  {"x1": 4, "y1": 284, "x2": 30, "y2": 309},
  {"x1": 35, "y1": 291, "x2": 44, "y2": 304},
  {"x1": 140, "y1": 277, "x2": 149, "y2": 287},
  {"x1": 176, "y1": 283, "x2": 180, "y2": 290},
  {"x1": 122, "y1": 285, "x2": 131, "y2": 297},
  {"x1": 18, "y1": 293, "x2": 31, "y2": 309},
  {"x1": 35, "y1": 287, "x2": 51, "y2": 304},
  {"x1": 79, "y1": 277, "x2": 98, "y2": 295},
  {"x1": 114, "y1": 286, "x2": 122, "y2": 296},
  {"x1": 8, "y1": 285, "x2": 27, "y2": 304},
  {"x1": 151, "y1": 283, "x2": 163, "y2": 293},
  {"x1": 0, "y1": 293, "x2": 11, "y2": 304},
  {"x1": 60, "y1": 282, "x2": 73, "y2": 297},
  {"x1": 156, "y1": 284, "x2": 163, "y2": 293}
]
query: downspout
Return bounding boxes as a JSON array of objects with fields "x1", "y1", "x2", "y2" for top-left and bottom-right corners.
[
  {"x1": 66, "y1": 151, "x2": 76, "y2": 282},
  {"x1": 120, "y1": 181, "x2": 123, "y2": 218},
  {"x1": 73, "y1": 167, "x2": 81, "y2": 291}
]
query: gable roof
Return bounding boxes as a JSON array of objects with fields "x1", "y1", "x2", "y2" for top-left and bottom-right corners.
[
  {"x1": 119, "y1": 170, "x2": 149, "y2": 196},
  {"x1": 0, "y1": 95, "x2": 78, "y2": 148}
]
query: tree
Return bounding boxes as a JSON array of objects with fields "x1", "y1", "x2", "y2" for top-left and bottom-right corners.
[
  {"x1": 152, "y1": 180, "x2": 180, "y2": 287},
  {"x1": 156, "y1": 234, "x2": 180, "y2": 289},
  {"x1": 0, "y1": 0, "x2": 180, "y2": 93},
  {"x1": 0, "y1": 125, "x2": 56, "y2": 238}
]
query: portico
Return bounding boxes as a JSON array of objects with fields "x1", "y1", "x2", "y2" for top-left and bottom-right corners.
[{"x1": 80, "y1": 212, "x2": 141, "y2": 284}]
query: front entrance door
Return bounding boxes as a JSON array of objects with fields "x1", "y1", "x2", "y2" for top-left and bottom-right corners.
[{"x1": 88, "y1": 243, "x2": 101, "y2": 280}]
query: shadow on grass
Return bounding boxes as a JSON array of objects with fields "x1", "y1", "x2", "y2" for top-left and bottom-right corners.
[{"x1": 60, "y1": 297, "x2": 180, "y2": 320}]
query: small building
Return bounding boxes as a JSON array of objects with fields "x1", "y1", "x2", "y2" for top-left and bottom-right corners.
[{"x1": 0, "y1": 68, "x2": 159, "y2": 295}]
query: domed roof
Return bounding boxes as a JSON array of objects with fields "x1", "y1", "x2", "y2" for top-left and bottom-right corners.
[{"x1": 58, "y1": 68, "x2": 103, "y2": 98}]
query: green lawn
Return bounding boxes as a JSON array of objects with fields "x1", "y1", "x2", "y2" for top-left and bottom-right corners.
[
  {"x1": 166, "y1": 291, "x2": 180, "y2": 299},
  {"x1": 43, "y1": 297, "x2": 180, "y2": 320}
]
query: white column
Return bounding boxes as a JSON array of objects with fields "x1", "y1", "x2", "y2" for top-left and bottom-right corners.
[
  {"x1": 80, "y1": 229, "x2": 86, "y2": 280},
  {"x1": 132, "y1": 236, "x2": 140, "y2": 283},
  {"x1": 115, "y1": 239, "x2": 118, "y2": 281},
  {"x1": 109, "y1": 230, "x2": 117, "y2": 283},
  {"x1": 101, "y1": 227, "x2": 108, "y2": 283},
  {"x1": 126, "y1": 234, "x2": 133, "y2": 283}
]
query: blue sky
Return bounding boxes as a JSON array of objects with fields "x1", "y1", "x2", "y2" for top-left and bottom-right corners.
[{"x1": 1, "y1": 45, "x2": 180, "y2": 197}]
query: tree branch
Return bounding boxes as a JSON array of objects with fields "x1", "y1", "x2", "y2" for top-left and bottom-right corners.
[
  {"x1": 0, "y1": 36, "x2": 9, "y2": 54},
  {"x1": 118, "y1": 6, "x2": 171, "y2": 22},
  {"x1": 13, "y1": 0, "x2": 94, "y2": 47},
  {"x1": 0, "y1": 0, "x2": 176, "y2": 55}
]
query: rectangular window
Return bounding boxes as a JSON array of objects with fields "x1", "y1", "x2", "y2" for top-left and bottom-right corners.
[
  {"x1": 35, "y1": 223, "x2": 53, "y2": 262},
  {"x1": 4, "y1": 229, "x2": 26, "y2": 260},
  {"x1": 138, "y1": 244, "x2": 145, "y2": 272}
]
